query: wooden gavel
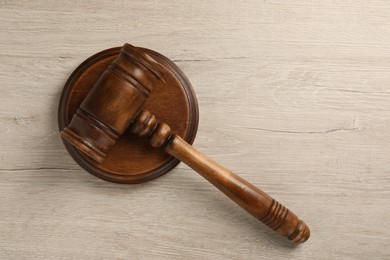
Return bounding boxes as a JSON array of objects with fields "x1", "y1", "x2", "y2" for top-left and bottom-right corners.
[{"x1": 60, "y1": 43, "x2": 310, "y2": 243}]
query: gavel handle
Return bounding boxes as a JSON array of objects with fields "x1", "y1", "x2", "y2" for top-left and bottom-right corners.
[{"x1": 130, "y1": 110, "x2": 310, "y2": 243}]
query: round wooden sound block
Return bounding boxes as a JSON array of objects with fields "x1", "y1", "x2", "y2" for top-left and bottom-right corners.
[{"x1": 58, "y1": 47, "x2": 199, "y2": 183}]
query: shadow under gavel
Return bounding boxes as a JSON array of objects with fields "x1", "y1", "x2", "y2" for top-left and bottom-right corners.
[{"x1": 60, "y1": 43, "x2": 310, "y2": 243}]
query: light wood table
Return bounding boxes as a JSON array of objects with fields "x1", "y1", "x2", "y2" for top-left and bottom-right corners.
[{"x1": 1, "y1": 1, "x2": 389, "y2": 259}]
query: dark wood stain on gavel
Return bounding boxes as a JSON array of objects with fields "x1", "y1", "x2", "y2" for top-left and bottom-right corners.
[{"x1": 60, "y1": 43, "x2": 310, "y2": 243}]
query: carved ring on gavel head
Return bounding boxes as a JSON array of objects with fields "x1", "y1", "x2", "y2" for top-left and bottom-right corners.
[{"x1": 59, "y1": 43, "x2": 310, "y2": 243}]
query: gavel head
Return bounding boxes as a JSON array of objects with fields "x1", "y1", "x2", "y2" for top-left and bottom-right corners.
[{"x1": 60, "y1": 43, "x2": 164, "y2": 163}]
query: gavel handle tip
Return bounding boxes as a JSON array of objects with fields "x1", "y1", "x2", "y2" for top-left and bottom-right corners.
[{"x1": 288, "y1": 220, "x2": 310, "y2": 243}]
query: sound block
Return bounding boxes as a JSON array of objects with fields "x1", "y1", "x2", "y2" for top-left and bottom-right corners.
[{"x1": 58, "y1": 46, "x2": 199, "y2": 183}]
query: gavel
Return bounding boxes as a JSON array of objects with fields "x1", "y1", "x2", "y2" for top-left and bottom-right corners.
[{"x1": 60, "y1": 43, "x2": 310, "y2": 243}]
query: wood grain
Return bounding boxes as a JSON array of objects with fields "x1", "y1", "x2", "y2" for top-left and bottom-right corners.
[{"x1": 0, "y1": 0, "x2": 390, "y2": 259}]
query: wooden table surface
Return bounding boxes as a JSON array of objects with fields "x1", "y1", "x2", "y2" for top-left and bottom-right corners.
[{"x1": 1, "y1": 1, "x2": 389, "y2": 259}]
